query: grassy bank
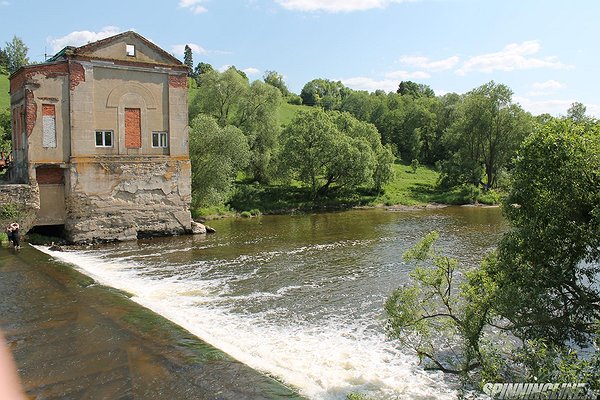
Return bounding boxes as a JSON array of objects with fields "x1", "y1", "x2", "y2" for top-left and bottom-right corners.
[{"x1": 195, "y1": 163, "x2": 502, "y2": 218}]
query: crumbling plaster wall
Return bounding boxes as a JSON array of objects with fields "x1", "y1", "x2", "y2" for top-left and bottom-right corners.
[
  {"x1": 64, "y1": 156, "x2": 191, "y2": 243},
  {"x1": 0, "y1": 183, "x2": 40, "y2": 234}
]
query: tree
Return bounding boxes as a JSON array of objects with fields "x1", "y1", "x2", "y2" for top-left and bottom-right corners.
[
  {"x1": 386, "y1": 119, "x2": 600, "y2": 387},
  {"x1": 183, "y1": 45, "x2": 194, "y2": 77},
  {"x1": 237, "y1": 81, "x2": 282, "y2": 183},
  {"x1": 566, "y1": 102, "x2": 589, "y2": 123},
  {"x1": 263, "y1": 70, "x2": 289, "y2": 97},
  {"x1": 194, "y1": 62, "x2": 213, "y2": 78},
  {"x1": 440, "y1": 81, "x2": 531, "y2": 190},
  {"x1": 300, "y1": 78, "x2": 349, "y2": 110},
  {"x1": 0, "y1": 48, "x2": 8, "y2": 75},
  {"x1": 397, "y1": 81, "x2": 435, "y2": 98},
  {"x1": 279, "y1": 109, "x2": 385, "y2": 197},
  {"x1": 490, "y1": 120, "x2": 600, "y2": 346},
  {"x1": 195, "y1": 68, "x2": 248, "y2": 126},
  {"x1": 188, "y1": 115, "x2": 250, "y2": 207},
  {"x1": 5, "y1": 36, "x2": 29, "y2": 74}
]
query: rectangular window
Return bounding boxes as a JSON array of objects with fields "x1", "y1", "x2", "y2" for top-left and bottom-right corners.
[
  {"x1": 95, "y1": 130, "x2": 113, "y2": 147},
  {"x1": 126, "y1": 44, "x2": 135, "y2": 57},
  {"x1": 42, "y1": 104, "x2": 57, "y2": 148},
  {"x1": 152, "y1": 131, "x2": 168, "y2": 148}
]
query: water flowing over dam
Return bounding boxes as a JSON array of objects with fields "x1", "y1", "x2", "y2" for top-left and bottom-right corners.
[{"x1": 40, "y1": 207, "x2": 506, "y2": 399}]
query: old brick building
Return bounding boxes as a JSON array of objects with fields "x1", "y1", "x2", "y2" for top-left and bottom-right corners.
[{"x1": 8, "y1": 31, "x2": 193, "y2": 242}]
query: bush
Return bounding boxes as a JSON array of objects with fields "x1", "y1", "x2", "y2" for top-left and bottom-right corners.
[
  {"x1": 287, "y1": 93, "x2": 302, "y2": 105},
  {"x1": 240, "y1": 211, "x2": 252, "y2": 218},
  {"x1": 0, "y1": 203, "x2": 21, "y2": 219}
]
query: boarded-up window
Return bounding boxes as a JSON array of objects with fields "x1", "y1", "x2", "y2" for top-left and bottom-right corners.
[
  {"x1": 36, "y1": 166, "x2": 64, "y2": 184},
  {"x1": 125, "y1": 108, "x2": 141, "y2": 148},
  {"x1": 42, "y1": 104, "x2": 57, "y2": 148}
]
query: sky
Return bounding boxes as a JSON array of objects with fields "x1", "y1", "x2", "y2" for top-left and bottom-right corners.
[{"x1": 1, "y1": 0, "x2": 599, "y2": 117}]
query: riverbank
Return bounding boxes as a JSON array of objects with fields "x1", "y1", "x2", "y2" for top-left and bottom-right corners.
[
  {"x1": 195, "y1": 163, "x2": 502, "y2": 219},
  {"x1": 0, "y1": 245, "x2": 303, "y2": 399}
]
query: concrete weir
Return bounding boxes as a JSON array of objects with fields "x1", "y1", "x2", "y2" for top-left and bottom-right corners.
[{"x1": 0, "y1": 246, "x2": 303, "y2": 399}]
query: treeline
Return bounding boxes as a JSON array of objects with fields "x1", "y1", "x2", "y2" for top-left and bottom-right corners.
[{"x1": 187, "y1": 54, "x2": 595, "y2": 210}]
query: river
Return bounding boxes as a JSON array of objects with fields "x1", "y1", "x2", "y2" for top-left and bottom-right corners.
[{"x1": 39, "y1": 206, "x2": 507, "y2": 399}]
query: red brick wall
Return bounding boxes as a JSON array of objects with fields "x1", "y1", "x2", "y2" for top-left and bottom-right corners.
[
  {"x1": 168, "y1": 74, "x2": 188, "y2": 89},
  {"x1": 69, "y1": 62, "x2": 85, "y2": 91},
  {"x1": 125, "y1": 108, "x2": 141, "y2": 148}
]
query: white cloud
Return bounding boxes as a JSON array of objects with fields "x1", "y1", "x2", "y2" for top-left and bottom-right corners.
[
  {"x1": 399, "y1": 55, "x2": 460, "y2": 71},
  {"x1": 456, "y1": 41, "x2": 572, "y2": 76},
  {"x1": 218, "y1": 64, "x2": 232, "y2": 72},
  {"x1": 531, "y1": 79, "x2": 565, "y2": 90},
  {"x1": 242, "y1": 67, "x2": 260, "y2": 76},
  {"x1": 171, "y1": 43, "x2": 207, "y2": 56},
  {"x1": 179, "y1": 0, "x2": 208, "y2": 14},
  {"x1": 274, "y1": 0, "x2": 412, "y2": 13},
  {"x1": 47, "y1": 26, "x2": 123, "y2": 53},
  {"x1": 513, "y1": 96, "x2": 591, "y2": 117},
  {"x1": 341, "y1": 77, "x2": 398, "y2": 92},
  {"x1": 385, "y1": 70, "x2": 431, "y2": 80}
]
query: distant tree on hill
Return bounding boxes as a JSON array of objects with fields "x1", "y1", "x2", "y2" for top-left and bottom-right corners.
[
  {"x1": 183, "y1": 45, "x2": 194, "y2": 77},
  {"x1": 5, "y1": 36, "x2": 29, "y2": 74},
  {"x1": 300, "y1": 78, "x2": 350, "y2": 110},
  {"x1": 397, "y1": 81, "x2": 435, "y2": 98},
  {"x1": 263, "y1": 70, "x2": 289, "y2": 97},
  {"x1": 194, "y1": 62, "x2": 213, "y2": 78},
  {"x1": 566, "y1": 102, "x2": 591, "y2": 123}
]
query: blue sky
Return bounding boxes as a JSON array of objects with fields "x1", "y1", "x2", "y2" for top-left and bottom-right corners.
[{"x1": 1, "y1": 0, "x2": 598, "y2": 116}]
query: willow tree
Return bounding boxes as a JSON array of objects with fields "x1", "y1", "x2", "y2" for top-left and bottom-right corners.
[{"x1": 441, "y1": 81, "x2": 531, "y2": 190}]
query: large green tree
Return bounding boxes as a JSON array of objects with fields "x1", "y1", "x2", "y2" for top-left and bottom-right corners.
[
  {"x1": 441, "y1": 81, "x2": 531, "y2": 190},
  {"x1": 280, "y1": 109, "x2": 391, "y2": 197},
  {"x1": 386, "y1": 119, "x2": 600, "y2": 386},
  {"x1": 237, "y1": 80, "x2": 282, "y2": 183},
  {"x1": 300, "y1": 78, "x2": 349, "y2": 110},
  {"x1": 490, "y1": 120, "x2": 600, "y2": 345},
  {"x1": 188, "y1": 115, "x2": 250, "y2": 207},
  {"x1": 5, "y1": 36, "x2": 29, "y2": 74}
]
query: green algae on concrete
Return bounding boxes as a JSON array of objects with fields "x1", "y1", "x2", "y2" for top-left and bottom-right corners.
[{"x1": 0, "y1": 245, "x2": 304, "y2": 399}]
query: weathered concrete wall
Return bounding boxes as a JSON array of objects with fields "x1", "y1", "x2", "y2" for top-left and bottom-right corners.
[
  {"x1": 0, "y1": 183, "x2": 40, "y2": 234},
  {"x1": 65, "y1": 156, "x2": 192, "y2": 243}
]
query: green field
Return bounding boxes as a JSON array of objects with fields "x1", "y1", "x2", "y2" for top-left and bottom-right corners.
[
  {"x1": 0, "y1": 74, "x2": 9, "y2": 109},
  {"x1": 277, "y1": 102, "x2": 311, "y2": 126}
]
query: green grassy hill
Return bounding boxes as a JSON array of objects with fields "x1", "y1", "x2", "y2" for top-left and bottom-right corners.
[
  {"x1": 0, "y1": 74, "x2": 9, "y2": 109},
  {"x1": 278, "y1": 102, "x2": 311, "y2": 126}
]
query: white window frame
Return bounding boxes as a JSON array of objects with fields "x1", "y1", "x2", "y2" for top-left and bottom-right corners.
[
  {"x1": 95, "y1": 130, "x2": 114, "y2": 147},
  {"x1": 126, "y1": 44, "x2": 135, "y2": 57},
  {"x1": 152, "y1": 131, "x2": 168, "y2": 148}
]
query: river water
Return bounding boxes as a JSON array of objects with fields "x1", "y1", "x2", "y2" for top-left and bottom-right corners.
[{"x1": 39, "y1": 207, "x2": 507, "y2": 399}]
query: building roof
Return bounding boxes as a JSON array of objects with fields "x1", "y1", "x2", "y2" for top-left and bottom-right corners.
[{"x1": 47, "y1": 31, "x2": 184, "y2": 68}]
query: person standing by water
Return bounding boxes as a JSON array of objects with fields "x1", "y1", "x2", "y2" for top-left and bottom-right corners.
[
  {"x1": 5, "y1": 223, "x2": 20, "y2": 250},
  {"x1": 10, "y1": 223, "x2": 20, "y2": 250}
]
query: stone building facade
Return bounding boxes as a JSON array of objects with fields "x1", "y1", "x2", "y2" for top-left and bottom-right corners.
[{"x1": 8, "y1": 31, "x2": 193, "y2": 242}]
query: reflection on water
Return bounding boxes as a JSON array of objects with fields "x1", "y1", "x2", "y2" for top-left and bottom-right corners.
[{"x1": 40, "y1": 207, "x2": 507, "y2": 399}]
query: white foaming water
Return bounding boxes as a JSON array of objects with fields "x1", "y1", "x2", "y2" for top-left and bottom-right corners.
[{"x1": 36, "y1": 245, "x2": 457, "y2": 399}]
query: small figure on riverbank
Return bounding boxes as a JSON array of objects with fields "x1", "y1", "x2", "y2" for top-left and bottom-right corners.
[{"x1": 8, "y1": 223, "x2": 20, "y2": 250}]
